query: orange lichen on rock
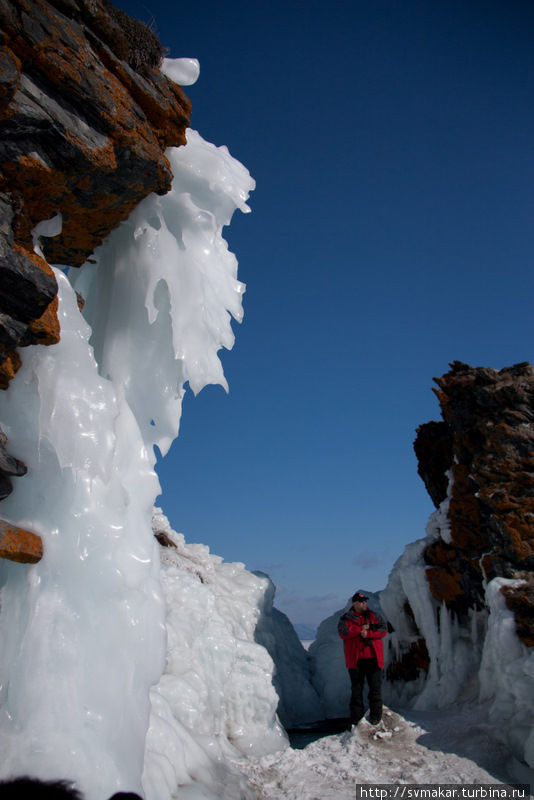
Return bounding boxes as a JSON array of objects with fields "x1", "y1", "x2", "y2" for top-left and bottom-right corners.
[
  {"x1": 500, "y1": 580, "x2": 534, "y2": 648},
  {"x1": 28, "y1": 295, "x2": 60, "y2": 345},
  {"x1": 425, "y1": 566, "x2": 465, "y2": 606},
  {"x1": 0, "y1": 0, "x2": 192, "y2": 386},
  {"x1": 0, "y1": 519, "x2": 43, "y2": 563},
  {"x1": 447, "y1": 463, "x2": 485, "y2": 551},
  {"x1": 0, "y1": 349, "x2": 22, "y2": 390},
  {"x1": 415, "y1": 361, "x2": 534, "y2": 631}
]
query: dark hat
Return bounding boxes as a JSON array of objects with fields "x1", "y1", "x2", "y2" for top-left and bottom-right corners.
[{"x1": 351, "y1": 591, "x2": 368, "y2": 603}]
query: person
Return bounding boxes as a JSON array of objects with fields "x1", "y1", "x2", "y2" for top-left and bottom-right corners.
[{"x1": 337, "y1": 590, "x2": 387, "y2": 727}]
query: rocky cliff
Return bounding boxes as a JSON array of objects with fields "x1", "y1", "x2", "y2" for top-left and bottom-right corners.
[
  {"x1": 0, "y1": 0, "x2": 191, "y2": 557},
  {"x1": 386, "y1": 361, "x2": 534, "y2": 692},
  {"x1": 417, "y1": 361, "x2": 534, "y2": 644}
]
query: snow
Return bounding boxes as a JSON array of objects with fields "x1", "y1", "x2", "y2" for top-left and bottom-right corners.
[{"x1": 234, "y1": 706, "x2": 517, "y2": 800}]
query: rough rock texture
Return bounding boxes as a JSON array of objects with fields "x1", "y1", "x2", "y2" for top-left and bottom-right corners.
[
  {"x1": 0, "y1": 518, "x2": 43, "y2": 562},
  {"x1": 417, "y1": 361, "x2": 534, "y2": 644},
  {"x1": 0, "y1": 0, "x2": 192, "y2": 560},
  {"x1": 0, "y1": 0, "x2": 191, "y2": 388},
  {"x1": 0, "y1": 424, "x2": 26, "y2": 499}
]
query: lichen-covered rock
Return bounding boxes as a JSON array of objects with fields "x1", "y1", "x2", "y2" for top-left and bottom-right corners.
[
  {"x1": 0, "y1": 518, "x2": 42, "y2": 562},
  {"x1": 0, "y1": 0, "x2": 191, "y2": 386},
  {"x1": 416, "y1": 361, "x2": 534, "y2": 644},
  {"x1": 0, "y1": 424, "x2": 26, "y2": 499}
]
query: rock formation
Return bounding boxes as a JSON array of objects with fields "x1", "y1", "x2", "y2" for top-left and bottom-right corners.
[
  {"x1": 417, "y1": 360, "x2": 534, "y2": 643},
  {"x1": 0, "y1": 0, "x2": 191, "y2": 385},
  {"x1": 387, "y1": 360, "x2": 534, "y2": 691},
  {"x1": 0, "y1": 0, "x2": 191, "y2": 558}
]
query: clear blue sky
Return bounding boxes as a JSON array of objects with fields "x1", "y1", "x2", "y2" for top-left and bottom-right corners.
[{"x1": 116, "y1": 0, "x2": 533, "y2": 629}]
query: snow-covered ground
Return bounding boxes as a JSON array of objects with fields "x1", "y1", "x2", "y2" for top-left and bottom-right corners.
[{"x1": 235, "y1": 705, "x2": 532, "y2": 800}]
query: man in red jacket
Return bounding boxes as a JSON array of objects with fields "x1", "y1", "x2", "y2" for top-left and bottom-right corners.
[{"x1": 338, "y1": 591, "x2": 387, "y2": 727}]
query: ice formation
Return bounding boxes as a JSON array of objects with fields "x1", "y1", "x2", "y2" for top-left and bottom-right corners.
[
  {"x1": 379, "y1": 512, "x2": 534, "y2": 771},
  {"x1": 0, "y1": 126, "x2": 283, "y2": 800},
  {"x1": 161, "y1": 57, "x2": 200, "y2": 86},
  {"x1": 144, "y1": 511, "x2": 287, "y2": 800},
  {"x1": 253, "y1": 572, "x2": 324, "y2": 728}
]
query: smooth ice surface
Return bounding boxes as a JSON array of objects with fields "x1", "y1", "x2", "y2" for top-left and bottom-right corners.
[
  {"x1": 0, "y1": 270, "x2": 164, "y2": 798},
  {"x1": 161, "y1": 57, "x2": 200, "y2": 85},
  {"x1": 253, "y1": 571, "x2": 324, "y2": 728},
  {"x1": 0, "y1": 128, "x2": 255, "y2": 799},
  {"x1": 71, "y1": 129, "x2": 254, "y2": 456}
]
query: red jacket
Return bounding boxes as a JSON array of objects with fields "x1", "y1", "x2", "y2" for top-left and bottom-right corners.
[{"x1": 338, "y1": 608, "x2": 387, "y2": 669}]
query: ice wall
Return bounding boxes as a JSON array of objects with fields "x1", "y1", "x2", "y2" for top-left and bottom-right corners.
[
  {"x1": 0, "y1": 269, "x2": 164, "y2": 795},
  {"x1": 253, "y1": 572, "x2": 324, "y2": 728},
  {"x1": 144, "y1": 511, "x2": 287, "y2": 800},
  {"x1": 0, "y1": 128, "x2": 257, "y2": 799}
]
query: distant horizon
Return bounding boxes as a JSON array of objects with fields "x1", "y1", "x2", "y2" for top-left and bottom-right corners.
[{"x1": 116, "y1": 0, "x2": 534, "y2": 629}]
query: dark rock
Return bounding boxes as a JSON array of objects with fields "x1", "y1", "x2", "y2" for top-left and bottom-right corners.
[
  {"x1": 413, "y1": 420, "x2": 453, "y2": 508},
  {"x1": 421, "y1": 362, "x2": 534, "y2": 640},
  {"x1": 0, "y1": 424, "x2": 26, "y2": 500},
  {"x1": 386, "y1": 638, "x2": 430, "y2": 683}
]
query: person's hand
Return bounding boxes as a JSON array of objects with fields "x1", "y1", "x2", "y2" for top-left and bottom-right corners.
[{"x1": 361, "y1": 624, "x2": 369, "y2": 638}]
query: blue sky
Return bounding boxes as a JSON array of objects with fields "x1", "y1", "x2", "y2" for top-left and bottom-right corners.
[{"x1": 116, "y1": 0, "x2": 534, "y2": 629}]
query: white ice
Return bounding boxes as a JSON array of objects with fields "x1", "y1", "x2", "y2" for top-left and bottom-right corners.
[
  {"x1": 143, "y1": 511, "x2": 287, "y2": 800},
  {"x1": 0, "y1": 127, "x2": 259, "y2": 800},
  {"x1": 161, "y1": 57, "x2": 200, "y2": 86}
]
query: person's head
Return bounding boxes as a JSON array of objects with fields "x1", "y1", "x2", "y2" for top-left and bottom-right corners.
[
  {"x1": 0, "y1": 777, "x2": 83, "y2": 799},
  {"x1": 351, "y1": 591, "x2": 368, "y2": 613}
]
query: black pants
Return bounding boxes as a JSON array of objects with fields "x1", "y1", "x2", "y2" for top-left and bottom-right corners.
[{"x1": 348, "y1": 657, "x2": 382, "y2": 724}]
